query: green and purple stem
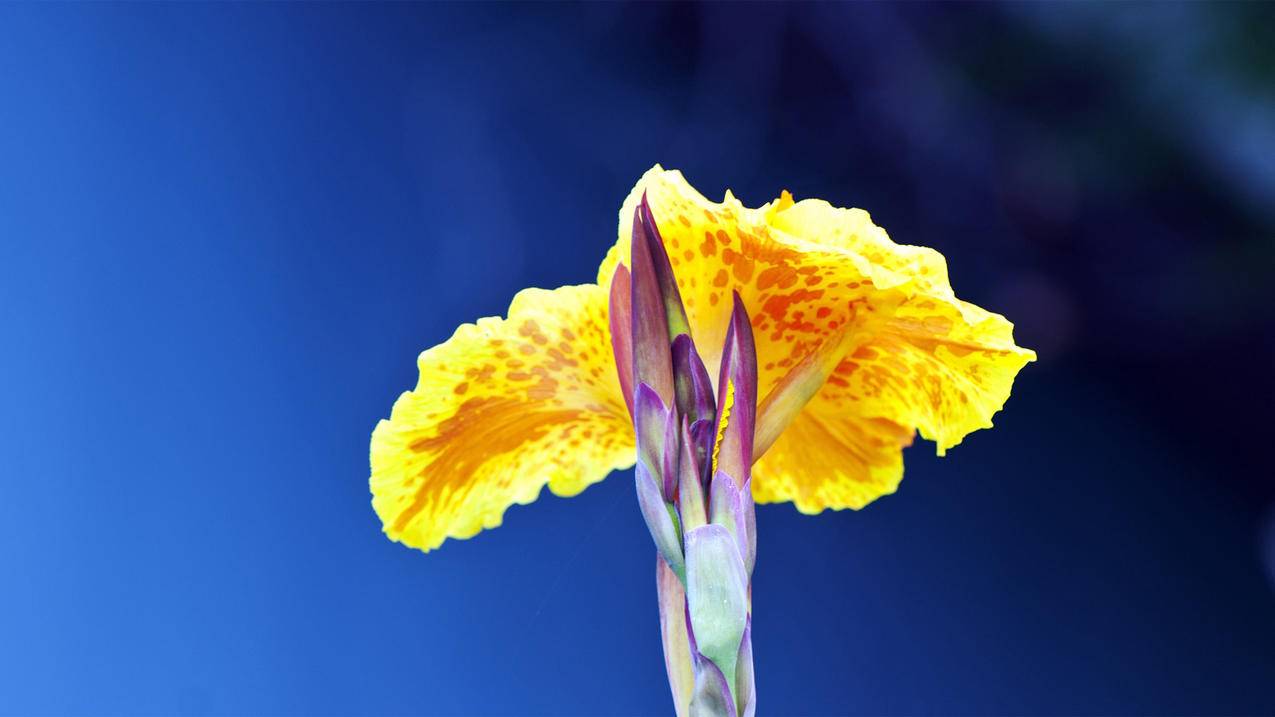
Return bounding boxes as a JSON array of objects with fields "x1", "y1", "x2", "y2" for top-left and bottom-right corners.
[{"x1": 611, "y1": 196, "x2": 758, "y2": 717}]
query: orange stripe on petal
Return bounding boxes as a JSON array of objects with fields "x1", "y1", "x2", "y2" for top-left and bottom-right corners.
[{"x1": 370, "y1": 285, "x2": 634, "y2": 552}]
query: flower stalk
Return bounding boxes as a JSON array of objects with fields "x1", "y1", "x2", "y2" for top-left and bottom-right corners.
[{"x1": 616, "y1": 196, "x2": 759, "y2": 717}]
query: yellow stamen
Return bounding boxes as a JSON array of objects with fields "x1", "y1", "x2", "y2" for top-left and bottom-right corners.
[{"x1": 710, "y1": 378, "x2": 735, "y2": 476}]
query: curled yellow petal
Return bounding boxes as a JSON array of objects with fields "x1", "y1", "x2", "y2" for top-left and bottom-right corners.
[
  {"x1": 600, "y1": 166, "x2": 1035, "y2": 513},
  {"x1": 767, "y1": 199, "x2": 1036, "y2": 456},
  {"x1": 370, "y1": 285, "x2": 634, "y2": 552}
]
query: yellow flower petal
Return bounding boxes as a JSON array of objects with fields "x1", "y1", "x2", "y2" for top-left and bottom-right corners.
[
  {"x1": 768, "y1": 199, "x2": 1037, "y2": 456},
  {"x1": 370, "y1": 285, "x2": 634, "y2": 552},
  {"x1": 750, "y1": 412, "x2": 914, "y2": 513},
  {"x1": 599, "y1": 166, "x2": 1035, "y2": 512},
  {"x1": 375, "y1": 165, "x2": 1034, "y2": 551},
  {"x1": 599, "y1": 167, "x2": 908, "y2": 402}
]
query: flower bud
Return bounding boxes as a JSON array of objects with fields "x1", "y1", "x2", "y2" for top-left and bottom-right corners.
[
  {"x1": 711, "y1": 295, "x2": 757, "y2": 488},
  {"x1": 672, "y1": 334, "x2": 715, "y2": 426},
  {"x1": 685, "y1": 525, "x2": 748, "y2": 702},
  {"x1": 637, "y1": 460, "x2": 684, "y2": 581},
  {"x1": 678, "y1": 418, "x2": 708, "y2": 533}
]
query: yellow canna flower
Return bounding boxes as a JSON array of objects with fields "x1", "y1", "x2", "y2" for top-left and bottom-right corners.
[{"x1": 370, "y1": 166, "x2": 1035, "y2": 553}]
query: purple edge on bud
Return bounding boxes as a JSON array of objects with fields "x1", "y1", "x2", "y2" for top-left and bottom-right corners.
[
  {"x1": 692, "y1": 653, "x2": 738, "y2": 717},
  {"x1": 688, "y1": 419, "x2": 714, "y2": 492},
  {"x1": 736, "y1": 617, "x2": 756, "y2": 717},
  {"x1": 636, "y1": 383, "x2": 669, "y2": 477},
  {"x1": 672, "y1": 333, "x2": 715, "y2": 426},
  {"x1": 631, "y1": 200, "x2": 675, "y2": 408},
  {"x1": 608, "y1": 265, "x2": 635, "y2": 420},
  {"x1": 637, "y1": 459, "x2": 684, "y2": 581},
  {"x1": 661, "y1": 406, "x2": 680, "y2": 501},
  {"x1": 712, "y1": 293, "x2": 758, "y2": 489},
  {"x1": 639, "y1": 193, "x2": 693, "y2": 341},
  {"x1": 678, "y1": 417, "x2": 707, "y2": 533}
]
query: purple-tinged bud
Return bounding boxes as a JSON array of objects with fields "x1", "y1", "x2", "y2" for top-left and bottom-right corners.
[
  {"x1": 637, "y1": 461, "x2": 684, "y2": 580},
  {"x1": 637, "y1": 382, "x2": 683, "y2": 503},
  {"x1": 661, "y1": 404, "x2": 680, "y2": 501},
  {"x1": 630, "y1": 206, "x2": 675, "y2": 407},
  {"x1": 636, "y1": 383, "x2": 671, "y2": 480},
  {"x1": 712, "y1": 293, "x2": 758, "y2": 488},
  {"x1": 678, "y1": 417, "x2": 707, "y2": 533},
  {"x1": 684, "y1": 598, "x2": 699, "y2": 658},
  {"x1": 638, "y1": 193, "x2": 692, "y2": 341},
  {"x1": 608, "y1": 265, "x2": 635, "y2": 420},
  {"x1": 708, "y1": 471, "x2": 754, "y2": 577},
  {"x1": 735, "y1": 618, "x2": 755, "y2": 717},
  {"x1": 690, "y1": 654, "x2": 737, "y2": 717},
  {"x1": 740, "y1": 476, "x2": 756, "y2": 577},
  {"x1": 657, "y1": 557, "x2": 694, "y2": 717},
  {"x1": 688, "y1": 419, "x2": 714, "y2": 489},
  {"x1": 672, "y1": 334, "x2": 716, "y2": 426},
  {"x1": 626, "y1": 202, "x2": 763, "y2": 717}
]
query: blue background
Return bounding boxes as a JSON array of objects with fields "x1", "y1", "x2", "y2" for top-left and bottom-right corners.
[{"x1": 2, "y1": 3, "x2": 1273, "y2": 715}]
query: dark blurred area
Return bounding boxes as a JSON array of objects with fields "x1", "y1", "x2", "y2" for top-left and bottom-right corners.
[
  {"x1": 1, "y1": 2, "x2": 1272, "y2": 715},
  {"x1": 605, "y1": 0, "x2": 1275, "y2": 508}
]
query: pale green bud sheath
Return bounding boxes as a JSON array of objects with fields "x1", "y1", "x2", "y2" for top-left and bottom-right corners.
[{"x1": 685, "y1": 524, "x2": 749, "y2": 703}]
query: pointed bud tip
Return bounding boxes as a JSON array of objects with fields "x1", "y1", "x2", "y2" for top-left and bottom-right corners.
[
  {"x1": 636, "y1": 381, "x2": 673, "y2": 485},
  {"x1": 636, "y1": 381, "x2": 669, "y2": 416},
  {"x1": 673, "y1": 333, "x2": 716, "y2": 424},
  {"x1": 713, "y1": 294, "x2": 758, "y2": 484}
]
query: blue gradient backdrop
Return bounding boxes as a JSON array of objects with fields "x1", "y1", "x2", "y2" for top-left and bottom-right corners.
[{"x1": 2, "y1": 3, "x2": 1273, "y2": 715}]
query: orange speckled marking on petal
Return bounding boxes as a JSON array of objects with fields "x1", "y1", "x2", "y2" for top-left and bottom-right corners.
[
  {"x1": 750, "y1": 410, "x2": 915, "y2": 513},
  {"x1": 598, "y1": 166, "x2": 1034, "y2": 512},
  {"x1": 370, "y1": 285, "x2": 634, "y2": 552}
]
